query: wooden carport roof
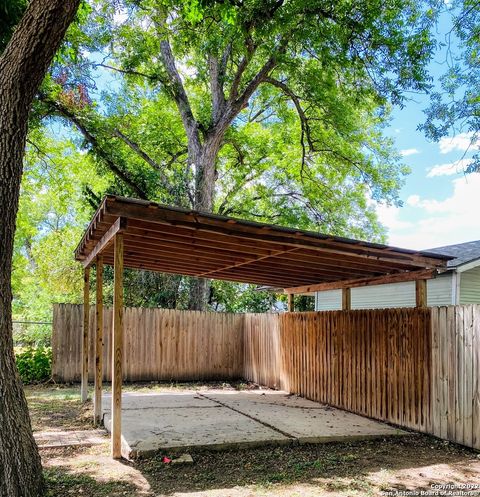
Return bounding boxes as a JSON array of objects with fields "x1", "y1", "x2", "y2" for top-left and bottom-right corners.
[{"x1": 75, "y1": 195, "x2": 451, "y2": 291}]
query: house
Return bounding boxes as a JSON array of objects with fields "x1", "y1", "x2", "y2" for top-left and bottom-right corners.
[{"x1": 315, "y1": 240, "x2": 480, "y2": 310}]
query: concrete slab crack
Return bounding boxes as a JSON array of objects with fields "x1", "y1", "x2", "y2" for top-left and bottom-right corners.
[{"x1": 198, "y1": 393, "x2": 297, "y2": 441}]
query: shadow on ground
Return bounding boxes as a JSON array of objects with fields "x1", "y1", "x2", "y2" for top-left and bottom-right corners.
[{"x1": 42, "y1": 435, "x2": 480, "y2": 497}]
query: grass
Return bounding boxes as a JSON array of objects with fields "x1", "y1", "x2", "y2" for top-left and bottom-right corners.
[{"x1": 27, "y1": 383, "x2": 480, "y2": 497}]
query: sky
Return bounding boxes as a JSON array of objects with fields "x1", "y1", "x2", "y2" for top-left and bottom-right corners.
[{"x1": 376, "y1": 13, "x2": 479, "y2": 251}]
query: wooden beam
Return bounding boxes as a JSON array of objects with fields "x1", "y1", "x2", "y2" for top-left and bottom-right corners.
[
  {"x1": 81, "y1": 267, "x2": 90, "y2": 403},
  {"x1": 416, "y1": 279, "x2": 427, "y2": 308},
  {"x1": 284, "y1": 269, "x2": 437, "y2": 295},
  {"x1": 94, "y1": 255, "x2": 103, "y2": 426},
  {"x1": 197, "y1": 248, "x2": 298, "y2": 277},
  {"x1": 288, "y1": 293, "x2": 294, "y2": 312},
  {"x1": 342, "y1": 287, "x2": 351, "y2": 311},
  {"x1": 111, "y1": 233, "x2": 124, "y2": 459},
  {"x1": 81, "y1": 217, "x2": 127, "y2": 268}
]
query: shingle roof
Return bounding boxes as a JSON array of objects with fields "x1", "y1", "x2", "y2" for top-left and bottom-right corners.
[{"x1": 427, "y1": 240, "x2": 480, "y2": 268}]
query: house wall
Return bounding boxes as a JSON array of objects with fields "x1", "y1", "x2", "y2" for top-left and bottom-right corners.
[
  {"x1": 315, "y1": 272, "x2": 453, "y2": 311},
  {"x1": 459, "y1": 266, "x2": 480, "y2": 304}
]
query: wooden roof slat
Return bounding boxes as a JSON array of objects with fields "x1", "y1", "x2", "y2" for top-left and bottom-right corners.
[
  {"x1": 108, "y1": 231, "x2": 402, "y2": 277},
  {"x1": 105, "y1": 244, "x2": 383, "y2": 281}
]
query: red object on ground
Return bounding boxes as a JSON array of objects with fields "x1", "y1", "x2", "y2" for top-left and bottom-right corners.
[{"x1": 162, "y1": 457, "x2": 172, "y2": 464}]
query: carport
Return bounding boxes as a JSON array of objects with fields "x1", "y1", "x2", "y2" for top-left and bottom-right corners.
[{"x1": 74, "y1": 195, "x2": 450, "y2": 458}]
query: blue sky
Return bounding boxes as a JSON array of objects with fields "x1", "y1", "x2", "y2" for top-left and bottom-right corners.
[{"x1": 376, "y1": 13, "x2": 479, "y2": 251}]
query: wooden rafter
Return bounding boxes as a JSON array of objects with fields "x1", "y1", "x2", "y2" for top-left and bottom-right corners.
[{"x1": 81, "y1": 216, "x2": 127, "y2": 268}]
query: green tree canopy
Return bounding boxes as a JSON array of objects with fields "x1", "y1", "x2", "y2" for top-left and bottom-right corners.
[{"x1": 422, "y1": 0, "x2": 480, "y2": 170}]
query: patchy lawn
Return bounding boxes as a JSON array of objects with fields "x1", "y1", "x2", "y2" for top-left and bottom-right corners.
[
  {"x1": 27, "y1": 384, "x2": 480, "y2": 497},
  {"x1": 25, "y1": 384, "x2": 93, "y2": 431}
]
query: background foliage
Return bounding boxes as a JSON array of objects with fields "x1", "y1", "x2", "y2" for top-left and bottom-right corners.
[{"x1": 14, "y1": 347, "x2": 52, "y2": 384}]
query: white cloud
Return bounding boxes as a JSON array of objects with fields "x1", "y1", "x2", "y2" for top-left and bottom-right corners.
[
  {"x1": 377, "y1": 174, "x2": 480, "y2": 250},
  {"x1": 439, "y1": 132, "x2": 479, "y2": 154},
  {"x1": 406, "y1": 194, "x2": 420, "y2": 206},
  {"x1": 400, "y1": 148, "x2": 420, "y2": 157},
  {"x1": 426, "y1": 159, "x2": 472, "y2": 178},
  {"x1": 376, "y1": 204, "x2": 413, "y2": 231}
]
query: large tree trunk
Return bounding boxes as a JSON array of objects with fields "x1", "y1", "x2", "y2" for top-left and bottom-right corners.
[
  {"x1": 188, "y1": 135, "x2": 223, "y2": 310},
  {"x1": 0, "y1": 1, "x2": 80, "y2": 495}
]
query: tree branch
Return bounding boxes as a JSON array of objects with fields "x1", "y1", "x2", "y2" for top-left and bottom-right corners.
[
  {"x1": 209, "y1": 53, "x2": 227, "y2": 125},
  {"x1": 112, "y1": 129, "x2": 182, "y2": 198},
  {"x1": 232, "y1": 38, "x2": 288, "y2": 115},
  {"x1": 229, "y1": 36, "x2": 257, "y2": 101},
  {"x1": 156, "y1": 18, "x2": 201, "y2": 150},
  {"x1": 41, "y1": 96, "x2": 148, "y2": 199},
  {"x1": 263, "y1": 76, "x2": 315, "y2": 173},
  {"x1": 94, "y1": 62, "x2": 161, "y2": 82}
]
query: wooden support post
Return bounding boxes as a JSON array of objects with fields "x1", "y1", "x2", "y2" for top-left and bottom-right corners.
[
  {"x1": 342, "y1": 287, "x2": 351, "y2": 311},
  {"x1": 111, "y1": 233, "x2": 124, "y2": 459},
  {"x1": 81, "y1": 267, "x2": 90, "y2": 403},
  {"x1": 416, "y1": 279, "x2": 427, "y2": 308},
  {"x1": 94, "y1": 255, "x2": 103, "y2": 426},
  {"x1": 287, "y1": 293, "x2": 294, "y2": 312}
]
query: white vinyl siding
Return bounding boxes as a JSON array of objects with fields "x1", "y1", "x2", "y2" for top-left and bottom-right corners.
[
  {"x1": 315, "y1": 289, "x2": 342, "y2": 311},
  {"x1": 459, "y1": 266, "x2": 480, "y2": 304},
  {"x1": 427, "y1": 274, "x2": 455, "y2": 306},
  {"x1": 315, "y1": 272, "x2": 453, "y2": 311}
]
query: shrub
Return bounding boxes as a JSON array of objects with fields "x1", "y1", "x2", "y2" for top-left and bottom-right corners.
[{"x1": 15, "y1": 347, "x2": 52, "y2": 384}]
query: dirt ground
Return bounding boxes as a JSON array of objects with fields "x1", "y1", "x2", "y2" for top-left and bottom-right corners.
[{"x1": 26, "y1": 383, "x2": 480, "y2": 497}]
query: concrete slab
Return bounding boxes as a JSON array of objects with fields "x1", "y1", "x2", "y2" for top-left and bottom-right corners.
[
  {"x1": 103, "y1": 399, "x2": 290, "y2": 458},
  {"x1": 202, "y1": 391, "x2": 404, "y2": 443},
  {"x1": 102, "y1": 390, "x2": 407, "y2": 458},
  {"x1": 34, "y1": 429, "x2": 107, "y2": 449},
  {"x1": 103, "y1": 391, "x2": 219, "y2": 410}
]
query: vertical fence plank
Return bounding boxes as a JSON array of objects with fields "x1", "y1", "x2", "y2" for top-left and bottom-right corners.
[
  {"x1": 456, "y1": 306, "x2": 465, "y2": 445},
  {"x1": 464, "y1": 305, "x2": 473, "y2": 448},
  {"x1": 472, "y1": 305, "x2": 480, "y2": 449}
]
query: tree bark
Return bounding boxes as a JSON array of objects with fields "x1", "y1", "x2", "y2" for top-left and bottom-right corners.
[
  {"x1": 187, "y1": 131, "x2": 228, "y2": 310},
  {"x1": 0, "y1": 1, "x2": 80, "y2": 496}
]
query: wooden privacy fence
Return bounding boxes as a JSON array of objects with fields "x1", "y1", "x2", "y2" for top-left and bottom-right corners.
[
  {"x1": 246, "y1": 309, "x2": 432, "y2": 432},
  {"x1": 431, "y1": 305, "x2": 480, "y2": 449},
  {"x1": 52, "y1": 304, "x2": 244, "y2": 382},
  {"x1": 52, "y1": 303, "x2": 480, "y2": 450},
  {"x1": 244, "y1": 305, "x2": 480, "y2": 449}
]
